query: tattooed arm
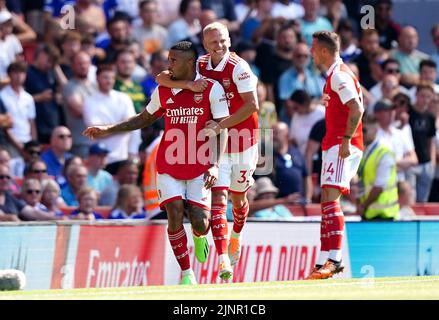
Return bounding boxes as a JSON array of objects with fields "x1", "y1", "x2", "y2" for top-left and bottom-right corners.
[
  {"x1": 339, "y1": 98, "x2": 364, "y2": 158},
  {"x1": 83, "y1": 109, "x2": 158, "y2": 140}
]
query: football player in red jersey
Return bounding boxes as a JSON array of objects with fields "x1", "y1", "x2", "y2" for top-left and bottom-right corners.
[
  {"x1": 307, "y1": 31, "x2": 364, "y2": 279},
  {"x1": 156, "y1": 22, "x2": 259, "y2": 281},
  {"x1": 83, "y1": 41, "x2": 229, "y2": 285}
]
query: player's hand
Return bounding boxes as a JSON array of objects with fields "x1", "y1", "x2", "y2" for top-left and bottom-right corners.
[
  {"x1": 339, "y1": 139, "x2": 351, "y2": 159},
  {"x1": 187, "y1": 79, "x2": 208, "y2": 92},
  {"x1": 203, "y1": 165, "x2": 218, "y2": 189},
  {"x1": 321, "y1": 93, "x2": 330, "y2": 107},
  {"x1": 82, "y1": 125, "x2": 112, "y2": 140},
  {"x1": 202, "y1": 120, "x2": 221, "y2": 138}
]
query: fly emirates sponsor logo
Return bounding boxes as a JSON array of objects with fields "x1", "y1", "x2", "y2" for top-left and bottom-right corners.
[
  {"x1": 86, "y1": 247, "x2": 151, "y2": 288},
  {"x1": 167, "y1": 106, "x2": 204, "y2": 124}
]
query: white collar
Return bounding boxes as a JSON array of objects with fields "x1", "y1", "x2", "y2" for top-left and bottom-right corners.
[
  {"x1": 206, "y1": 51, "x2": 230, "y2": 71},
  {"x1": 171, "y1": 72, "x2": 203, "y2": 95},
  {"x1": 326, "y1": 57, "x2": 343, "y2": 77}
]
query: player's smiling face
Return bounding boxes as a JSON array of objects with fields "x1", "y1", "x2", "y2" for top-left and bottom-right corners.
[{"x1": 203, "y1": 29, "x2": 230, "y2": 61}]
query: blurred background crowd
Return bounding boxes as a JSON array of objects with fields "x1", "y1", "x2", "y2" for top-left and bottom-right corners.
[{"x1": 0, "y1": 0, "x2": 437, "y2": 222}]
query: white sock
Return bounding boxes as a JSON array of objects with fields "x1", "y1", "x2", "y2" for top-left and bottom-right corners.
[
  {"x1": 182, "y1": 268, "x2": 193, "y2": 276},
  {"x1": 329, "y1": 250, "x2": 342, "y2": 262},
  {"x1": 317, "y1": 251, "x2": 329, "y2": 266},
  {"x1": 219, "y1": 253, "x2": 230, "y2": 265},
  {"x1": 231, "y1": 230, "x2": 240, "y2": 239}
]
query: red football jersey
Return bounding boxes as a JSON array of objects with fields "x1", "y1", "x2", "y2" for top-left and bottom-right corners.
[
  {"x1": 146, "y1": 76, "x2": 229, "y2": 180},
  {"x1": 322, "y1": 60, "x2": 364, "y2": 151},
  {"x1": 198, "y1": 52, "x2": 259, "y2": 153}
]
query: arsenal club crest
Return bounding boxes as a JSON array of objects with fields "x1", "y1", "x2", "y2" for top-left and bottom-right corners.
[
  {"x1": 222, "y1": 78, "x2": 231, "y2": 89},
  {"x1": 194, "y1": 93, "x2": 203, "y2": 103}
]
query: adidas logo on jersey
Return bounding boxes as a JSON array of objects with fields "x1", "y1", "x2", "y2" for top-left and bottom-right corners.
[
  {"x1": 166, "y1": 98, "x2": 174, "y2": 104},
  {"x1": 326, "y1": 176, "x2": 332, "y2": 182}
]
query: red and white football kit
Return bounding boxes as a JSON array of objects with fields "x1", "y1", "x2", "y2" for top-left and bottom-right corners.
[
  {"x1": 321, "y1": 57, "x2": 364, "y2": 194},
  {"x1": 197, "y1": 51, "x2": 259, "y2": 194},
  {"x1": 146, "y1": 74, "x2": 229, "y2": 210}
]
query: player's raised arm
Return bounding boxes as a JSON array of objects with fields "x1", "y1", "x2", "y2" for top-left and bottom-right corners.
[
  {"x1": 83, "y1": 108, "x2": 158, "y2": 140},
  {"x1": 156, "y1": 70, "x2": 208, "y2": 92}
]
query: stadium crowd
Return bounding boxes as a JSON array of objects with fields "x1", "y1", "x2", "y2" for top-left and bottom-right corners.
[{"x1": 0, "y1": 0, "x2": 438, "y2": 222}]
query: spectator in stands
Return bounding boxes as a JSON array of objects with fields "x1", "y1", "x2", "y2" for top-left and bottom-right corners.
[
  {"x1": 373, "y1": 99, "x2": 418, "y2": 182},
  {"x1": 98, "y1": 14, "x2": 131, "y2": 64},
  {"x1": 393, "y1": 92, "x2": 413, "y2": 139},
  {"x1": 0, "y1": 164, "x2": 58, "y2": 221},
  {"x1": 0, "y1": 147, "x2": 10, "y2": 169},
  {"x1": 41, "y1": 179, "x2": 65, "y2": 217},
  {"x1": 428, "y1": 92, "x2": 439, "y2": 202},
  {"x1": 257, "y1": 23, "x2": 297, "y2": 106},
  {"x1": 182, "y1": 9, "x2": 216, "y2": 57},
  {"x1": 408, "y1": 84, "x2": 437, "y2": 203},
  {"x1": 155, "y1": 0, "x2": 181, "y2": 27},
  {"x1": 114, "y1": 50, "x2": 147, "y2": 114},
  {"x1": 41, "y1": 126, "x2": 73, "y2": 185},
  {"x1": 74, "y1": 0, "x2": 107, "y2": 35},
  {"x1": 20, "y1": 178, "x2": 47, "y2": 211},
  {"x1": 83, "y1": 64, "x2": 141, "y2": 166},
  {"x1": 23, "y1": 159, "x2": 49, "y2": 182},
  {"x1": 141, "y1": 49, "x2": 168, "y2": 99},
  {"x1": 43, "y1": 0, "x2": 75, "y2": 19},
  {"x1": 337, "y1": 18, "x2": 360, "y2": 62},
  {"x1": 408, "y1": 60, "x2": 439, "y2": 103},
  {"x1": 10, "y1": 140, "x2": 41, "y2": 178},
  {"x1": 368, "y1": 58, "x2": 410, "y2": 113},
  {"x1": 25, "y1": 44, "x2": 63, "y2": 144},
  {"x1": 240, "y1": 0, "x2": 273, "y2": 42},
  {"x1": 62, "y1": 51, "x2": 96, "y2": 158},
  {"x1": 304, "y1": 117, "x2": 325, "y2": 202},
  {"x1": 2, "y1": 1, "x2": 37, "y2": 45},
  {"x1": 271, "y1": 0, "x2": 304, "y2": 21},
  {"x1": 69, "y1": 186, "x2": 103, "y2": 220},
  {"x1": 391, "y1": 26, "x2": 430, "y2": 88},
  {"x1": 374, "y1": 0, "x2": 401, "y2": 50},
  {"x1": 109, "y1": 184, "x2": 146, "y2": 219},
  {"x1": 201, "y1": 0, "x2": 239, "y2": 33},
  {"x1": 278, "y1": 42, "x2": 324, "y2": 113},
  {"x1": 99, "y1": 159, "x2": 139, "y2": 206},
  {"x1": 86, "y1": 143, "x2": 113, "y2": 194},
  {"x1": 61, "y1": 164, "x2": 89, "y2": 206},
  {"x1": 352, "y1": 29, "x2": 382, "y2": 90},
  {"x1": 430, "y1": 24, "x2": 439, "y2": 83},
  {"x1": 288, "y1": 89, "x2": 325, "y2": 156},
  {"x1": 126, "y1": 40, "x2": 149, "y2": 84},
  {"x1": 370, "y1": 74, "x2": 402, "y2": 115},
  {"x1": 398, "y1": 180, "x2": 416, "y2": 220},
  {"x1": 272, "y1": 122, "x2": 311, "y2": 203},
  {"x1": 235, "y1": 0, "x2": 257, "y2": 24},
  {"x1": 166, "y1": 0, "x2": 201, "y2": 48},
  {"x1": 0, "y1": 10, "x2": 23, "y2": 86},
  {"x1": 257, "y1": 81, "x2": 277, "y2": 130},
  {"x1": 357, "y1": 117, "x2": 399, "y2": 221},
  {"x1": 0, "y1": 97, "x2": 12, "y2": 150},
  {"x1": 132, "y1": 0, "x2": 169, "y2": 55},
  {"x1": 41, "y1": 17, "x2": 64, "y2": 48},
  {"x1": 249, "y1": 177, "x2": 295, "y2": 219},
  {"x1": 0, "y1": 61, "x2": 36, "y2": 160},
  {"x1": 299, "y1": 0, "x2": 333, "y2": 47},
  {"x1": 57, "y1": 31, "x2": 81, "y2": 80}
]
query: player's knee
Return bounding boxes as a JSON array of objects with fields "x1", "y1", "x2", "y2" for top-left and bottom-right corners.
[
  {"x1": 189, "y1": 206, "x2": 209, "y2": 234},
  {"x1": 230, "y1": 193, "x2": 247, "y2": 208},
  {"x1": 165, "y1": 201, "x2": 184, "y2": 231},
  {"x1": 212, "y1": 190, "x2": 227, "y2": 206}
]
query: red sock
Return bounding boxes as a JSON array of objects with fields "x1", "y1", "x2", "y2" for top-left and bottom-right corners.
[
  {"x1": 320, "y1": 204, "x2": 330, "y2": 253},
  {"x1": 168, "y1": 226, "x2": 190, "y2": 271},
  {"x1": 232, "y1": 201, "x2": 249, "y2": 234},
  {"x1": 211, "y1": 203, "x2": 228, "y2": 255},
  {"x1": 322, "y1": 201, "x2": 344, "y2": 251}
]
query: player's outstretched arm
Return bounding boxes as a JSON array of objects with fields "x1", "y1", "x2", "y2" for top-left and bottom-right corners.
[
  {"x1": 339, "y1": 98, "x2": 364, "y2": 158},
  {"x1": 83, "y1": 109, "x2": 158, "y2": 140},
  {"x1": 155, "y1": 70, "x2": 208, "y2": 92}
]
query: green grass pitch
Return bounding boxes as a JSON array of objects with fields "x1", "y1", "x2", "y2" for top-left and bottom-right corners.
[{"x1": 1, "y1": 276, "x2": 439, "y2": 300}]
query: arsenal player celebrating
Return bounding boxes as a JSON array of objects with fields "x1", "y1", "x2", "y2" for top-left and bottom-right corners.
[
  {"x1": 157, "y1": 22, "x2": 259, "y2": 281},
  {"x1": 307, "y1": 31, "x2": 364, "y2": 280},
  {"x1": 83, "y1": 41, "x2": 229, "y2": 285}
]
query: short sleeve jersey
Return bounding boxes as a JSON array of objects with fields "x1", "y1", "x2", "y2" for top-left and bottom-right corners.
[{"x1": 146, "y1": 75, "x2": 229, "y2": 180}]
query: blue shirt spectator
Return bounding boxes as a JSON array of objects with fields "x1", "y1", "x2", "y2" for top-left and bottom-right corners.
[
  {"x1": 278, "y1": 68, "x2": 324, "y2": 102},
  {"x1": 61, "y1": 184, "x2": 77, "y2": 206},
  {"x1": 41, "y1": 149, "x2": 73, "y2": 183},
  {"x1": 44, "y1": 0, "x2": 76, "y2": 17},
  {"x1": 109, "y1": 208, "x2": 146, "y2": 219},
  {"x1": 69, "y1": 208, "x2": 103, "y2": 219}
]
